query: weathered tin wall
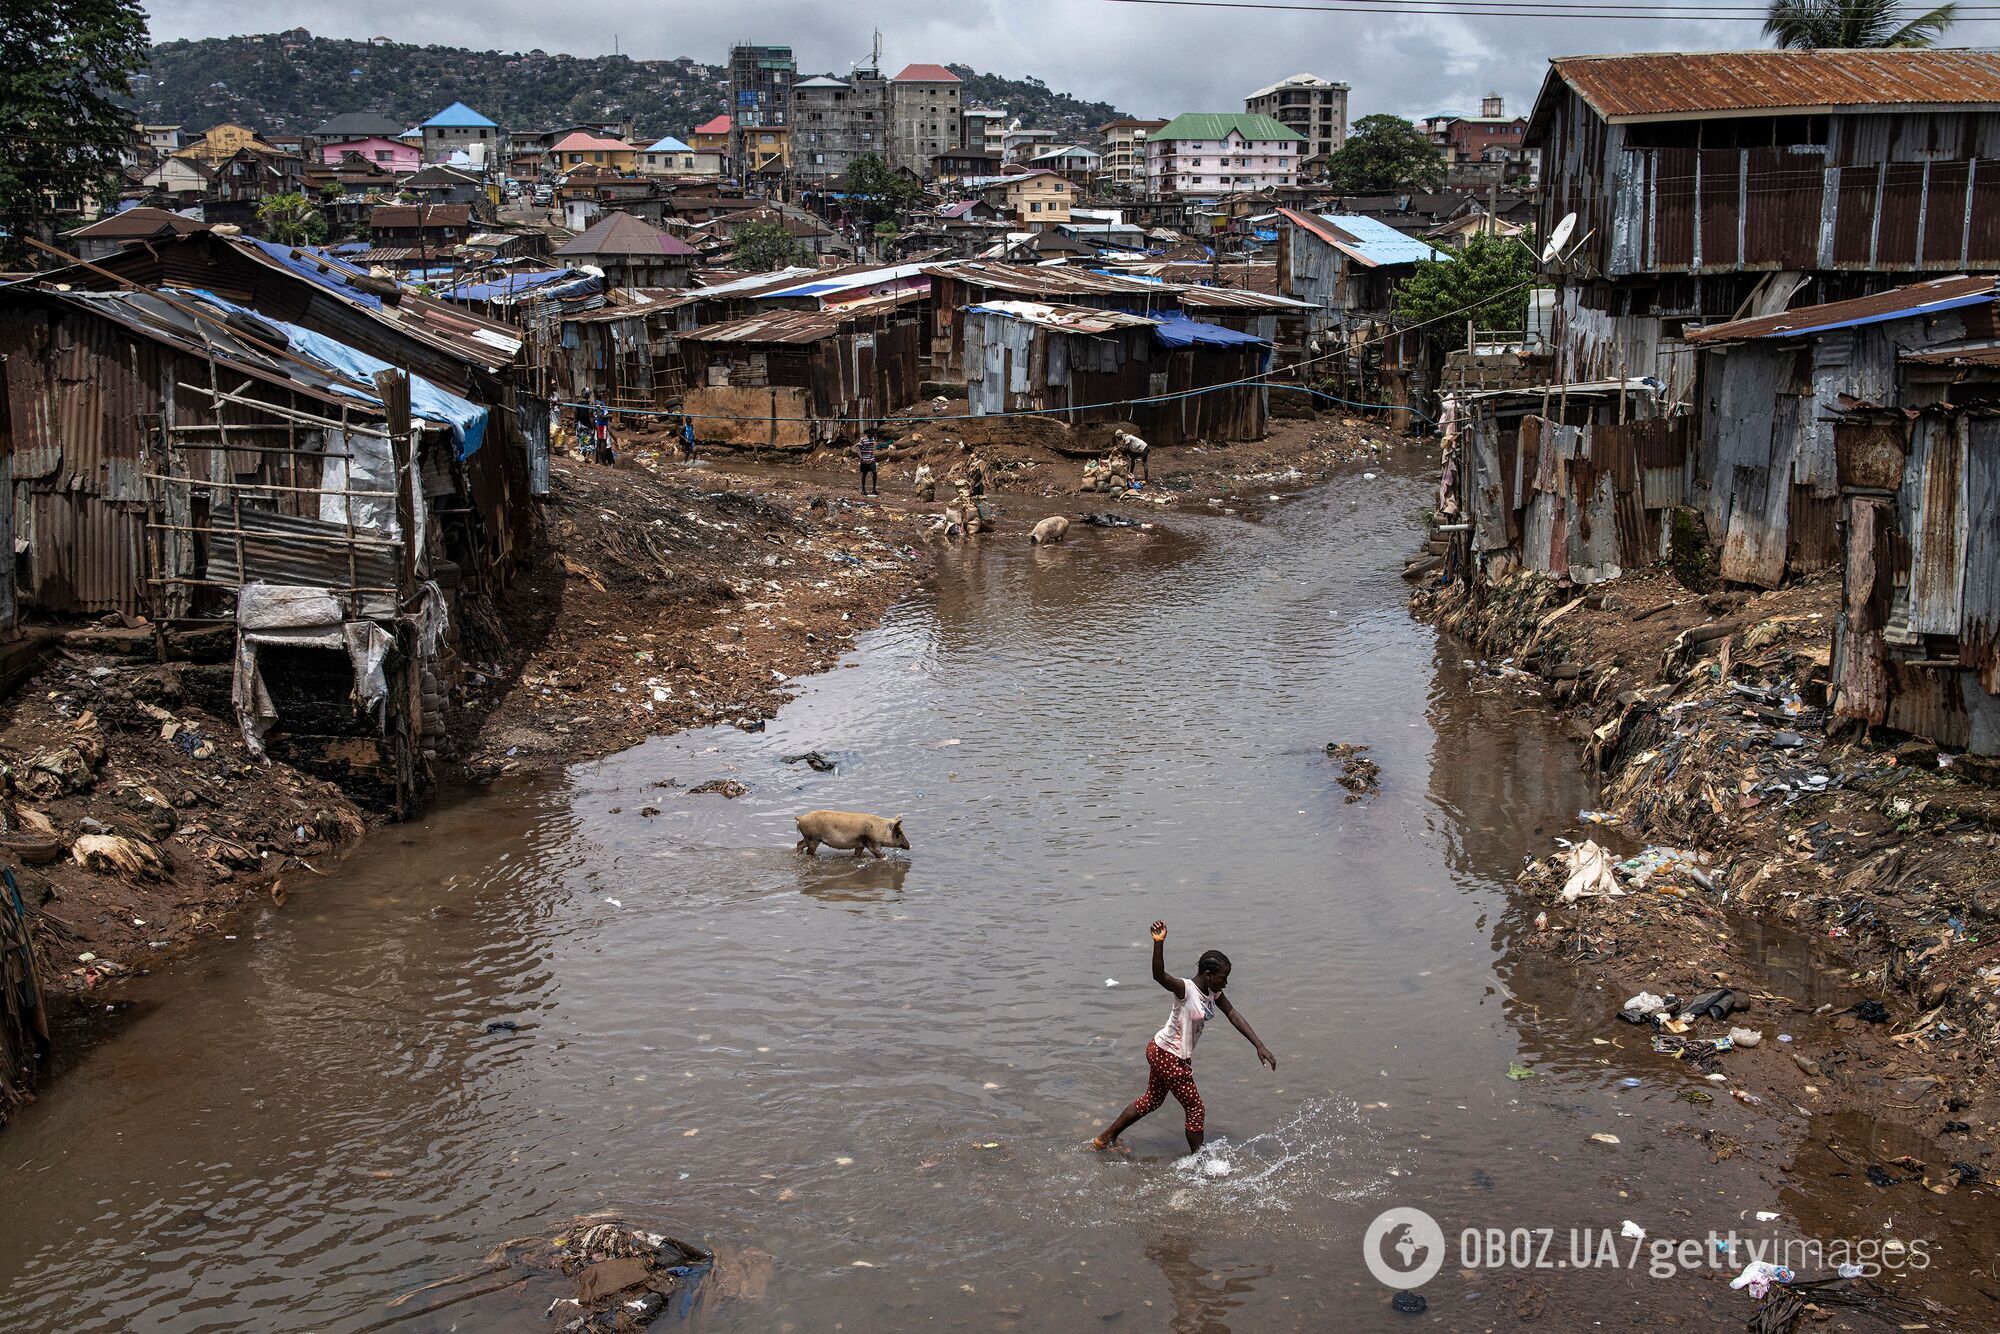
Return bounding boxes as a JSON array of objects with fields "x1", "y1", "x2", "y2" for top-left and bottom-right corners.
[
  {"x1": 962, "y1": 312, "x2": 1268, "y2": 445},
  {"x1": 1831, "y1": 408, "x2": 2000, "y2": 754},
  {"x1": 1451, "y1": 402, "x2": 1685, "y2": 585},
  {"x1": 1695, "y1": 308, "x2": 1964, "y2": 588}
]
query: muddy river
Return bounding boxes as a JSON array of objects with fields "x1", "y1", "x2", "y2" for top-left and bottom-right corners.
[{"x1": 0, "y1": 463, "x2": 1968, "y2": 1330}]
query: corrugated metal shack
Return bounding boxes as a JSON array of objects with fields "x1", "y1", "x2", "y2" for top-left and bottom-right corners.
[
  {"x1": 1842, "y1": 345, "x2": 2000, "y2": 753},
  {"x1": 1438, "y1": 380, "x2": 1684, "y2": 585},
  {"x1": 1275, "y1": 209, "x2": 1447, "y2": 334},
  {"x1": 924, "y1": 262, "x2": 1183, "y2": 371},
  {"x1": 960, "y1": 301, "x2": 1272, "y2": 445},
  {"x1": 1682, "y1": 277, "x2": 2000, "y2": 752},
  {"x1": 47, "y1": 233, "x2": 542, "y2": 572},
  {"x1": 1526, "y1": 49, "x2": 2000, "y2": 405},
  {"x1": 680, "y1": 294, "x2": 925, "y2": 450},
  {"x1": 1683, "y1": 277, "x2": 1998, "y2": 589},
  {"x1": 0, "y1": 283, "x2": 469, "y2": 810}
]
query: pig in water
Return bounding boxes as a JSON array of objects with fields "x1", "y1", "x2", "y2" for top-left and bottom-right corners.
[
  {"x1": 795, "y1": 809, "x2": 911, "y2": 858},
  {"x1": 1029, "y1": 515, "x2": 1071, "y2": 545}
]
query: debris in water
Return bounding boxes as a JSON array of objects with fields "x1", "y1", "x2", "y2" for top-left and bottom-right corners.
[
  {"x1": 605, "y1": 897, "x2": 623, "y2": 908},
  {"x1": 1323, "y1": 742, "x2": 1380, "y2": 801},
  {"x1": 782, "y1": 750, "x2": 837, "y2": 773},
  {"x1": 690, "y1": 779, "x2": 749, "y2": 799},
  {"x1": 1590, "y1": 1133, "x2": 1621, "y2": 1145},
  {"x1": 1506, "y1": 1062, "x2": 1535, "y2": 1081}
]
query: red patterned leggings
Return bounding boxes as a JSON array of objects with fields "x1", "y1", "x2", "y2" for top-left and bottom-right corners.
[{"x1": 1133, "y1": 1040, "x2": 1205, "y2": 1135}]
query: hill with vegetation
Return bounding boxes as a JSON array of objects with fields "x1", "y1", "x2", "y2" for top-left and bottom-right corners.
[{"x1": 130, "y1": 33, "x2": 1127, "y2": 144}]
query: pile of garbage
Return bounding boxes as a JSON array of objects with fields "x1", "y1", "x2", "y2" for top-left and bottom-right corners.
[
  {"x1": 1615, "y1": 986, "x2": 1762, "y2": 1080},
  {"x1": 538, "y1": 1218, "x2": 713, "y2": 1330},
  {"x1": 1526, "y1": 837, "x2": 1715, "y2": 905}
]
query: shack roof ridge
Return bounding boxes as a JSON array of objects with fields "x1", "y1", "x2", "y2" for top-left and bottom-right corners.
[
  {"x1": 1536, "y1": 46, "x2": 2000, "y2": 128},
  {"x1": 1684, "y1": 273, "x2": 1998, "y2": 344}
]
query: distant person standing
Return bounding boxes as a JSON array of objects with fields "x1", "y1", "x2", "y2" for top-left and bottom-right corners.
[
  {"x1": 571, "y1": 397, "x2": 590, "y2": 456},
  {"x1": 1115, "y1": 430, "x2": 1151, "y2": 482},
  {"x1": 679, "y1": 414, "x2": 698, "y2": 462},
  {"x1": 856, "y1": 427, "x2": 881, "y2": 496},
  {"x1": 590, "y1": 396, "x2": 614, "y2": 466}
]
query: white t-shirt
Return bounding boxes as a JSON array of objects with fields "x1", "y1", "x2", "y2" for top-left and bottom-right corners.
[{"x1": 1153, "y1": 978, "x2": 1218, "y2": 1060}]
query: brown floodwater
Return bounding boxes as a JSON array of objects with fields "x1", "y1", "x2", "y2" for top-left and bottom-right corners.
[{"x1": 0, "y1": 461, "x2": 1983, "y2": 1331}]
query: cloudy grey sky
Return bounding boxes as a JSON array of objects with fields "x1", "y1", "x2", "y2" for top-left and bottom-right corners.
[{"x1": 140, "y1": 1, "x2": 2000, "y2": 121}]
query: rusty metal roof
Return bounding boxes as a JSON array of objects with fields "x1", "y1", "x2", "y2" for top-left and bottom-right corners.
[
  {"x1": 679, "y1": 290, "x2": 922, "y2": 344},
  {"x1": 1900, "y1": 340, "x2": 2000, "y2": 365},
  {"x1": 1545, "y1": 49, "x2": 2000, "y2": 123},
  {"x1": 1685, "y1": 275, "x2": 1998, "y2": 343},
  {"x1": 1176, "y1": 285, "x2": 1316, "y2": 311},
  {"x1": 923, "y1": 261, "x2": 1176, "y2": 300}
]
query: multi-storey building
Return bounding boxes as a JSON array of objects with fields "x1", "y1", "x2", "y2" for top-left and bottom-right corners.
[
  {"x1": 1244, "y1": 74, "x2": 1349, "y2": 169},
  {"x1": 730, "y1": 44, "x2": 795, "y2": 176},
  {"x1": 1099, "y1": 118, "x2": 1168, "y2": 185},
  {"x1": 1424, "y1": 94, "x2": 1536, "y2": 186},
  {"x1": 791, "y1": 69, "x2": 892, "y2": 180},
  {"x1": 962, "y1": 107, "x2": 1007, "y2": 156},
  {"x1": 890, "y1": 63, "x2": 962, "y2": 178},
  {"x1": 1144, "y1": 113, "x2": 1303, "y2": 198},
  {"x1": 419, "y1": 102, "x2": 505, "y2": 167}
]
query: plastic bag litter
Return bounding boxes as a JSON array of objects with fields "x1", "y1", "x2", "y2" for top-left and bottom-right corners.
[
  {"x1": 1618, "y1": 845, "x2": 1707, "y2": 891},
  {"x1": 1729, "y1": 1260, "x2": 1794, "y2": 1297},
  {"x1": 1560, "y1": 840, "x2": 1623, "y2": 903},
  {"x1": 1622, "y1": 991, "x2": 1668, "y2": 1017}
]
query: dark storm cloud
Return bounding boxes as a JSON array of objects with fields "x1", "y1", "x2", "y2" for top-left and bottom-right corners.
[{"x1": 138, "y1": 1, "x2": 2000, "y2": 121}]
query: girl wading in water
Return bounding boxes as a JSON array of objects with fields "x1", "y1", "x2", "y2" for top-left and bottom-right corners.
[{"x1": 1091, "y1": 920, "x2": 1276, "y2": 1154}]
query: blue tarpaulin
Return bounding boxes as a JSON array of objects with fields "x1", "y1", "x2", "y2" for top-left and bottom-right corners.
[
  {"x1": 439, "y1": 270, "x2": 602, "y2": 302},
  {"x1": 1149, "y1": 316, "x2": 1270, "y2": 350},
  {"x1": 186, "y1": 290, "x2": 489, "y2": 458},
  {"x1": 244, "y1": 237, "x2": 385, "y2": 310}
]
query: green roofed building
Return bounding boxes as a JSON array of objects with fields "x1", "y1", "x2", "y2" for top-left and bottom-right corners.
[{"x1": 1145, "y1": 113, "x2": 1306, "y2": 198}]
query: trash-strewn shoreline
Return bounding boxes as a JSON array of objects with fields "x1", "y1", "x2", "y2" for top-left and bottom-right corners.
[{"x1": 1413, "y1": 565, "x2": 2000, "y2": 1175}]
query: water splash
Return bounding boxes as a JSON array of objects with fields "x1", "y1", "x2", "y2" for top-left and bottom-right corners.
[{"x1": 1038, "y1": 1096, "x2": 1405, "y2": 1240}]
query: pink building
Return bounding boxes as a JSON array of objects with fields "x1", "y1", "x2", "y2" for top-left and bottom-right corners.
[{"x1": 321, "y1": 136, "x2": 420, "y2": 172}]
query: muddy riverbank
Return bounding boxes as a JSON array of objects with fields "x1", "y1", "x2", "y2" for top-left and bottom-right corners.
[
  {"x1": 4, "y1": 452, "x2": 1990, "y2": 1331},
  {"x1": 1413, "y1": 564, "x2": 2000, "y2": 1310}
]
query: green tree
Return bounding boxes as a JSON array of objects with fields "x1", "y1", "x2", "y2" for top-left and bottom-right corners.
[
  {"x1": 731, "y1": 220, "x2": 804, "y2": 272},
  {"x1": 843, "y1": 153, "x2": 920, "y2": 225},
  {"x1": 256, "y1": 191, "x2": 327, "y2": 245},
  {"x1": 1393, "y1": 232, "x2": 1535, "y2": 344},
  {"x1": 1324, "y1": 114, "x2": 1444, "y2": 194},
  {"x1": 0, "y1": 0, "x2": 149, "y2": 265},
  {"x1": 1764, "y1": 0, "x2": 1957, "y2": 47}
]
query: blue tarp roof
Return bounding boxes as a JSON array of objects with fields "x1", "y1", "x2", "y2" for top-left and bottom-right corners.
[
  {"x1": 423, "y1": 101, "x2": 497, "y2": 129},
  {"x1": 439, "y1": 269, "x2": 603, "y2": 302},
  {"x1": 244, "y1": 237, "x2": 386, "y2": 310},
  {"x1": 1149, "y1": 316, "x2": 1271, "y2": 351},
  {"x1": 185, "y1": 290, "x2": 489, "y2": 459},
  {"x1": 1313, "y1": 212, "x2": 1446, "y2": 267},
  {"x1": 643, "y1": 136, "x2": 693, "y2": 153}
]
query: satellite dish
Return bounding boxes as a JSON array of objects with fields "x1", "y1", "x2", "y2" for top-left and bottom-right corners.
[{"x1": 1540, "y1": 212, "x2": 1578, "y2": 265}]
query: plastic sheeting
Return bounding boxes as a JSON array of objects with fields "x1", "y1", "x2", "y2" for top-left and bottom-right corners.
[
  {"x1": 183, "y1": 290, "x2": 490, "y2": 459},
  {"x1": 1148, "y1": 316, "x2": 1271, "y2": 350},
  {"x1": 438, "y1": 270, "x2": 603, "y2": 303},
  {"x1": 232, "y1": 584, "x2": 392, "y2": 757}
]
